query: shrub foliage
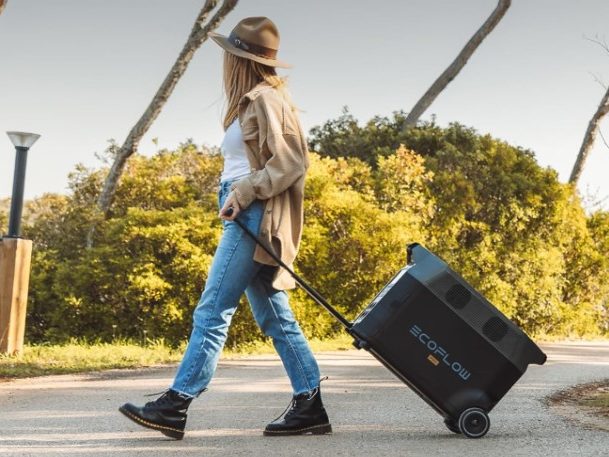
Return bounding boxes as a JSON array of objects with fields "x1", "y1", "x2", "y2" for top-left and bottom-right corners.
[{"x1": 1, "y1": 117, "x2": 606, "y2": 348}]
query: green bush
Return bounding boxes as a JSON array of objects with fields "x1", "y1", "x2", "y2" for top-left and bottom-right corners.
[
  {"x1": 292, "y1": 149, "x2": 432, "y2": 337},
  {"x1": 22, "y1": 141, "x2": 433, "y2": 347},
  {"x1": 16, "y1": 117, "x2": 609, "y2": 349},
  {"x1": 24, "y1": 144, "x2": 221, "y2": 346},
  {"x1": 309, "y1": 110, "x2": 609, "y2": 337}
]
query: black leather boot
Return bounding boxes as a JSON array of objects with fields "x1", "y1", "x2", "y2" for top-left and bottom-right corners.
[
  {"x1": 119, "y1": 389, "x2": 193, "y2": 440},
  {"x1": 264, "y1": 387, "x2": 332, "y2": 436}
]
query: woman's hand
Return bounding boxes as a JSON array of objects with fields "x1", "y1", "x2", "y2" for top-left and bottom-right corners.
[{"x1": 219, "y1": 191, "x2": 241, "y2": 221}]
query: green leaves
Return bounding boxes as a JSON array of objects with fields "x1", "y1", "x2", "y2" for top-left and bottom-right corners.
[
  {"x1": 311, "y1": 113, "x2": 609, "y2": 338},
  {"x1": 16, "y1": 117, "x2": 609, "y2": 348},
  {"x1": 296, "y1": 151, "x2": 432, "y2": 329}
]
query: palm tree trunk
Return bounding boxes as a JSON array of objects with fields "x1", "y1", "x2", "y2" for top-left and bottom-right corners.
[
  {"x1": 87, "y1": 0, "x2": 238, "y2": 247},
  {"x1": 569, "y1": 85, "x2": 609, "y2": 184},
  {"x1": 402, "y1": 0, "x2": 511, "y2": 131}
]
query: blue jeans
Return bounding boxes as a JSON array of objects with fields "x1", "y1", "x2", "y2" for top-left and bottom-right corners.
[{"x1": 170, "y1": 178, "x2": 321, "y2": 398}]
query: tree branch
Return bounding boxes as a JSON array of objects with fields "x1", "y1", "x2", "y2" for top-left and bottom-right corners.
[
  {"x1": 583, "y1": 33, "x2": 609, "y2": 55},
  {"x1": 402, "y1": 0, "x2": 511, "y2": 131},
  {"x1": 569, "y1": 85, "x2": 609, "y2": 184},
  {"x1": 588, "y1": 71, "x2": 608, "y2": 91},
  {"x1": 569, "y1": 33, "x2": 609, "y2": 184},
  {"x1": 88, "y1": 0, "x2": 238, "y2": 247},
  {"x1": 94, "y1": 0, "x2": 237, "y2": 214},
  {"x1": 598, "y1": 128, "x2": 609, "y2": 150}
]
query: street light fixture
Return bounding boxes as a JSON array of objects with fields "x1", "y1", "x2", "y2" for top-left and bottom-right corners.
[
  {"x1": 5, "y1": 131, "x2": 40, "y2": 238},
  {"x1": 1, "y1": 130, "x2": 39, "y2": 354}
]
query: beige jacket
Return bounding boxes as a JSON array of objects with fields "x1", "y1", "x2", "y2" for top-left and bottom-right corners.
[{"x1": 230, "y1": 81, "x2": 310, "y2": 290}]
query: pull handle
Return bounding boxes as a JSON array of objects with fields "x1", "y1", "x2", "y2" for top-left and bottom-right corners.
[{"x1": 222, "y1": 206, "x2": 352, "y2": 329}]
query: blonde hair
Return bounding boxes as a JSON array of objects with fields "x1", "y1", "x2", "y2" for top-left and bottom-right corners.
[{"x1": 222, "y1": 51, "x2": 298, "y2": 131}]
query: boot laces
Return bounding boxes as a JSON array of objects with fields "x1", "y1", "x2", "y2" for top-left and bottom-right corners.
[
  {"x1": 270, "y1": 377, "x2": 328, "y2": 423},
  {"x1": 143, "y1": 389, "x2": 192, "y2": 409},
  {"x1": 143, "y1": 389, "x2": 173, "y2": 408},
  {"x1": 272, "y1": 387, "x2": 320, "y2": 422},
  {"x1": 272, "y1": 397, "x2": 298, "y2": 423}
]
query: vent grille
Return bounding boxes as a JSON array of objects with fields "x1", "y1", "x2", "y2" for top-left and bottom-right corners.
[
  {"x1": 445, "y1": 284, "x2": 471, "y2": 309},
  {"x1": 483, "y1": 317, "x2": 508, "y2": 342}
]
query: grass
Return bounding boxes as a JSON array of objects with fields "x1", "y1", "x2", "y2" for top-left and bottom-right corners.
[
  {"x1": 0, "y1": 339, "x2": 184, "y2": 379},
  {"x1": 549, "y1": 379, "x2": 609, "y2": 424},
  {"x1": 0, "y1": 333, "x2": 356, "y2": 380},
  {"x1": 582, "y1": 394, "x2": 609, "y2": 409},
  {"x1": 579, "y1": 385, "x2": 609, "y2": 412}
]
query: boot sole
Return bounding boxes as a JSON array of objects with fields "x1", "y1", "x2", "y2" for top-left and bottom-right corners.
[
  {"x1": 263, "y1": 423, "x2": 333, "y2": 436},
  {"x1": 118, "y1": 405, "x2": 185, "y2": 440}
]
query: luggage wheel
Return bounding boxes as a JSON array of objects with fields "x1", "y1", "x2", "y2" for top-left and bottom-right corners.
[{"x1": 457, "y1": 407, "x2": 490, "y2": 438}]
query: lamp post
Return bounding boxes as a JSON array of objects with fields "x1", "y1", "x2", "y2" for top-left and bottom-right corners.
[
  {"x1": 1, "y1": 131, "x2": 40, "y2": 354},
  {"x1": 6, "y1": 131, "x2": 40, "y2": 237}
]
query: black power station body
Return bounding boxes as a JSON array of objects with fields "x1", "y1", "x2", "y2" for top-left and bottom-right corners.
[{"x1": 349, "y1": 243, "x2": 546, "y2": 437}]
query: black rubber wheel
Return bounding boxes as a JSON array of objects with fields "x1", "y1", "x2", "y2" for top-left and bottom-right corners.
[
  {"x1": 458, "y1": 408, "x2": 490, "y2": 439},
  {"x1": 444, "y1": 418, "x2": 461, "y2": 434}
]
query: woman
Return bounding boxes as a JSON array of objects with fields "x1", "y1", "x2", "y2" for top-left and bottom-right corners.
[{"x1": 119, "y1": 17, "x2": 332, "y2": 440}]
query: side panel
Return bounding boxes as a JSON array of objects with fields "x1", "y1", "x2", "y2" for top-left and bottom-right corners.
[{"x1": 352, "y1": 273, "x2": 522, "y2": 418}]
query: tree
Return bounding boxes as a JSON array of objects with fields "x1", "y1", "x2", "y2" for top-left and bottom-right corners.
[
  {"x1": 89, "y1": 0, "x2": 238, "y2": 246},
  {"x1": 569, "y1": 85, "x2": 609, "y2": 184},
  {"x1": 569, "y1": 36, "x2": 609, "y2": 184},
  {"x1": 308, "y1": 107, "x2": 414, "y2": 167},
  {"x1": 402, "y1": 0, "x2": 511, "y2": 130},
  {"x1": 23, "y1": 144, "x2": 435, "y2": 346},
  {"x1": 309, "y1": 111, "x2": 609, "y2": 336},
  {"x1": 19, "y1": 123, "x2": 609, "y2": 345}
]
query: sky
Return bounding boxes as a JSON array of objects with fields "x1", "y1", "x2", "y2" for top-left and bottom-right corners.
[{"x1": 1, "y1": 0, "x2": 608, "y2": 210}]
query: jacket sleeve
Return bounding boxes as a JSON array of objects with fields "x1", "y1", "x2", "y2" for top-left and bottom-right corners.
[{"x1": 230, "y1": 94, "x2": 306, "y2": 209}]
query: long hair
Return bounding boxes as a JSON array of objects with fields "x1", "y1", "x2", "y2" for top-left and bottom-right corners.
[{"x1": 222, "y1": 51, "x2": 298, "y2": 131}]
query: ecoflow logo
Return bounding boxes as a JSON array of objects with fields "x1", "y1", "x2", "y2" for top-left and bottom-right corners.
[{"x1": 409, "y1": 324, "x2": 471, "y2": 381}]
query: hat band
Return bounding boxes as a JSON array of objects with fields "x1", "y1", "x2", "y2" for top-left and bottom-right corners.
[{"x1": 228, "y1": 31, "x2": 277, "y2": 60}]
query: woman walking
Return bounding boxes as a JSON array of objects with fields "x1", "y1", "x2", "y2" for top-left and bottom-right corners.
[{"x1": 119, "y1": 16, "x2": 332, "y2": 440}]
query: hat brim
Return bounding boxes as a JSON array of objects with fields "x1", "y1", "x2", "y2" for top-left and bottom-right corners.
[{"x1": 208, "y1": 32, "x2": 292, "y2": 69}]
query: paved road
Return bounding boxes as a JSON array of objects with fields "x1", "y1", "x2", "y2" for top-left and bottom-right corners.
[{"x1": 1, "y1": 342, "x2": 608, "y2": 456}]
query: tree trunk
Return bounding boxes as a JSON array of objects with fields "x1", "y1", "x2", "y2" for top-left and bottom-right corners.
[
  {"x1": 87, "y1": 0, "x2": 238, "y2": 247},
  {"x1": 402, "y1": 0, "x2": 511, "y2": 131},
  {"x1": 569, "y1": 85, "x2": 609, "y2": 184}
]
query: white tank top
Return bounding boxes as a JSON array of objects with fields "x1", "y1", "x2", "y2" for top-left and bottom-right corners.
[{"x1": 220, "y1": 118, "x2": 251, "y2": 182}]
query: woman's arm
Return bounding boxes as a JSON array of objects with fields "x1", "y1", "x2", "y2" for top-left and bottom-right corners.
[{"x1": 229, "y1": 93, "x2": 306, "y2": 210}]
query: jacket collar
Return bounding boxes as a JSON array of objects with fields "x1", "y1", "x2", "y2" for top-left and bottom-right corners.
[{"x1": 238, "y1": 80, "x2": 273, "y2": 105}]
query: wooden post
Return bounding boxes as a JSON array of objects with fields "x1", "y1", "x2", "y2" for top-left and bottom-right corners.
[{"x1": 0, "y1": 237, "x2": 33, "y2": 355}]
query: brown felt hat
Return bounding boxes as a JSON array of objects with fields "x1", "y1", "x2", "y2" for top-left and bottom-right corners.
[{"x1": 207, "y1": 16, "x2": 292, "y2": 69}]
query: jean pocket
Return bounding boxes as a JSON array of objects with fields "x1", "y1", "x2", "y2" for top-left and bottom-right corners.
[{"x1": 218, "y1": 184, "x2": 233, "y2": 209}]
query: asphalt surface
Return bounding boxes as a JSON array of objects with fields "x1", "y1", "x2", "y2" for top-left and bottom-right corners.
[{"x1": 0, "y1": 342, "x2": 608, "y2": 456}]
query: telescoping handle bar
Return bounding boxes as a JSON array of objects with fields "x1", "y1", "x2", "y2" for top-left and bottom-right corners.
[{"x1": 224, "y1": 207, "x2": 352, "y2": 330}]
